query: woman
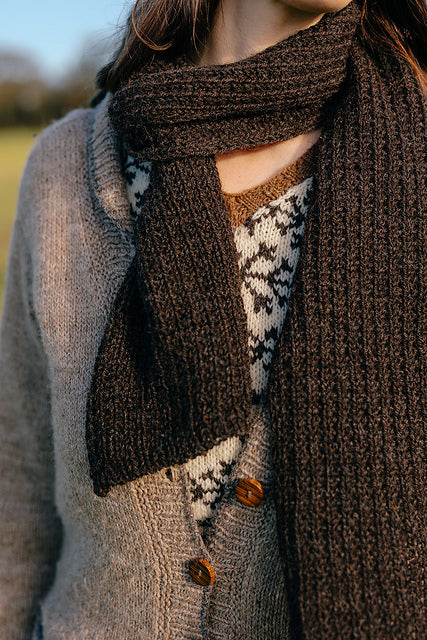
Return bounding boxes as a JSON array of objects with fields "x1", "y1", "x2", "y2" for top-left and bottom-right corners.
[{"x1": 0, "y1": 0, "x2": 426, "y2": 638}]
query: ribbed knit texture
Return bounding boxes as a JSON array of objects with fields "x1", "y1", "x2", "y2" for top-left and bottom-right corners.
[
  {"x1": 85, "y1": 3, "x2": 427, "y2": 638},
  {"x1": 88, "y1": 2, "x2": 360, "y2": 497},
  {"x1": 267, "y1": 46, "x2": 427, "y2": 640},
  {"x1": 123, "y1": 146, "x2": 315, "y2": 523}
]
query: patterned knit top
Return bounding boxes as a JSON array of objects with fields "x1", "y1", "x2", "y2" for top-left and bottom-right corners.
[{"x1": 123, "y1": 142, "x2": 317, "y2": 525}]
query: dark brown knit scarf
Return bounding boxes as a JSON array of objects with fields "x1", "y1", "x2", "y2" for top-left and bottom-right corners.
[{"x1": 86, "y1": 2, "x2": 427, "y2": 638}]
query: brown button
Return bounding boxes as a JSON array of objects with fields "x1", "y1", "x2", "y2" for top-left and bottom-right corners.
[
  {"x1": 235, "y1": 478, "x2": 264, "y2": 507},
  {"x1": 189, "y1": 558, "x2": 215, "y2": 586}
]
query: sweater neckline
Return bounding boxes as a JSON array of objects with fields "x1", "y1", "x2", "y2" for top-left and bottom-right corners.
[
  {"x1": 89, "y1": 94, "x2": 134, "y2": 235},
  {"x1": 222, "y1": 141, "x2": 317, "y2": 230}
]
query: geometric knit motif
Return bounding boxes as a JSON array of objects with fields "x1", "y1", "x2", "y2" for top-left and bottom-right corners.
[
  {"x1": 122, "y1": 148, "x2": 313, "y2": 524},
  {"x1": 234, "y1": 178, "x2": 313, "y2": 405},
  {"x1": 122, "y1": 152, "x2": 152, "y2": 219}
]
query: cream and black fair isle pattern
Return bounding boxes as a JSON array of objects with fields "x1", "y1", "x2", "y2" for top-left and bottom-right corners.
[{"x1": 123, "y1": 151, "x2": 313, "y2": 522}]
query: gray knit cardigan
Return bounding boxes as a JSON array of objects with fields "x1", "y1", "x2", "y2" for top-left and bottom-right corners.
[
  {"x1": 0, "y1": 97, "x2": 294, "y2": 640},
  {"x1": 0, "y1": 100, "x2": 149, "y2": 638}
]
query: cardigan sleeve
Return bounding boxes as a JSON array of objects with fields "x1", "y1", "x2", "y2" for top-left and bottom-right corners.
[{"x1": 0, "y1": 161, "x2": 63, "y2": 639}]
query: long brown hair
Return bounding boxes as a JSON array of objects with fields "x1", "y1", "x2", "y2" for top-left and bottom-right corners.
[{"x1": 93, "y1": 0, "x2": 427, "y2": 103}]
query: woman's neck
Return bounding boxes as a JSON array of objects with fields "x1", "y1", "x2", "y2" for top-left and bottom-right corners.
[{"x1": 195, "y1": 0, "x2": 325, "y2": 66}]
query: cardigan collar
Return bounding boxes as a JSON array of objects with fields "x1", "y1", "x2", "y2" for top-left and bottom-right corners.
[{"x1": 88, "y1": 94, "x2": 134, "y2": 235}]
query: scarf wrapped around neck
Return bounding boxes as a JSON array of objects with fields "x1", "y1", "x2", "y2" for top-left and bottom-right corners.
[{"x1": 86, "y1": 3, "x2": 427, "y2": 637}]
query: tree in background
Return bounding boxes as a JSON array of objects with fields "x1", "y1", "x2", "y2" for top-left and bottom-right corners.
[{"x1": 0, "y1": 39, "x2": 110, "y2": 128}]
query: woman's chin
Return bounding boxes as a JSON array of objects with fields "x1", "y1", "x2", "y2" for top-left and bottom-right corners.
[{"x1": 279, "y1": 0, "x2": 353, "y2": 15}]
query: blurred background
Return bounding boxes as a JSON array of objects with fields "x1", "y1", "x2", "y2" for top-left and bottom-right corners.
[{"x1": 0, "y1": 1, "x2": 131, "y2": 310}]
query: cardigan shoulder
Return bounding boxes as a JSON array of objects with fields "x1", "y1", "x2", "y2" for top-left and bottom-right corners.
[
  {"x1": 16, "y1": 108, "x2": 93, "y2": 240},
  {"x1": 21, "y1": 106, "x2": 92, "y2": 185}
]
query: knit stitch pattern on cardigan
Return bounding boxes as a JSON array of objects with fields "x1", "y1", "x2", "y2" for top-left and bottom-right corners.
[{"x1": 0, "y1": 104, "x2": 290, "y2": 640}]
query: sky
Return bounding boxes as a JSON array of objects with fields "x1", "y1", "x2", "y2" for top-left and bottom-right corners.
[{"x1": 1, "y1": 1, "x2": 131, "y2": 80}]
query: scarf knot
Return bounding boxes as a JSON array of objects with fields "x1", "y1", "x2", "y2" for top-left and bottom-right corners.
[{"x1": 109, "y1": 3, "x2": 361, "y2": 160}]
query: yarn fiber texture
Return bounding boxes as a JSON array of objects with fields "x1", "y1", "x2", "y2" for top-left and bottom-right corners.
[
  {"x1": 89, "y1": 0, "x2": 360, "y2": 495},
  {"x1": 123, "y1": 140, "x2": 316, "y2": 526},
  {"x1": 86, "y1": 2, "x2": 427, "y2": 638}
]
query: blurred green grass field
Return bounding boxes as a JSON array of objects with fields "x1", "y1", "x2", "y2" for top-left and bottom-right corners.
[{"x1": 0, "y1": 127, "x2": 39, "y2": 313}]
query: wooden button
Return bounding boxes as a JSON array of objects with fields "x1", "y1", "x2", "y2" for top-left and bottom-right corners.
[
  {"x1": 235, "y1": 478, "x2": 264, "y2": 507},
  {"x1": 189, "y1": 558, "x2": 215, "y2": 586}
]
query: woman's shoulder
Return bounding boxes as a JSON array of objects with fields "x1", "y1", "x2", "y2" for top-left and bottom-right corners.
[
  {"x1": 21, "y1": 93, "x2": 122, "y2": 199},
  {"x1": 23, "y1": 107, "x2": 93, "y2": 185},
  {"x1": 15, "y1": 108, "x2": 94, "y2": 237},
  {"x1": 16, "y1": 94, "x2": 129, "y2": 249}
]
